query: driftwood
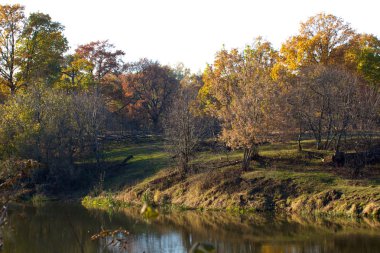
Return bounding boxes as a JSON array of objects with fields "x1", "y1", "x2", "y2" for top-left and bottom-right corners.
[{"x1": 107, "y1": 155, "x2": 134, "y2": 170}]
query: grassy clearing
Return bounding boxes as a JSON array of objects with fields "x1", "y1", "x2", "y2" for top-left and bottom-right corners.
[
  {"x1": 101, "y1": 140, "x2": 171, "y2": 190},
  {"x1": 83, "y1": 137, "x2": 380, "y2": 218}
]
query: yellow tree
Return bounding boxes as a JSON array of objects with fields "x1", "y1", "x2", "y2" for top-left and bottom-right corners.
[
  {"x1": 200, "y1": 39, "x2": 279, "y2": 170},
  {"x1": 59, "y1": 54, "x2": 94, "y2": 91},
  {"x1": 0, "y1": 4, "x2": 25, "y2": 95},
  {"x1": 278, "y1": 13, "x2": 355, "y2": 72}
]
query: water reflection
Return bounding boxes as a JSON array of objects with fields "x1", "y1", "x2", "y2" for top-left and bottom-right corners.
[{"x1": 1, "y1": 202, "x2": 380, "y2": 253}]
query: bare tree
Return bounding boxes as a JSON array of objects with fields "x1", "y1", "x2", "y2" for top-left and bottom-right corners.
[
  {"x1": 289, "y1": 65, "x2": 363, "y2": 150},
  {"x1": 164, "y1": 75, "x2": 205, "y2": 172},
  {"x1": 72, "y1": 89, "x2": 108, "y2": 171}
]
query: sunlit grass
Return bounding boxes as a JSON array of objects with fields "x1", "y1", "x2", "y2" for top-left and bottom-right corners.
[
  {"x1": 99, "y1": 137, "x2": 379, "y2": 196},
  {"x1": 102, "y1": 140, "x2": 171, "y2": 190}
]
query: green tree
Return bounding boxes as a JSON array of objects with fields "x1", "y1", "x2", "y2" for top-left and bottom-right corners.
[
  {"x1": 346, "y1": 33, "x2": 380, "y2": 85},
  {"x1": 58, "y1": 54, "x2": 94, "y2": 91},
  {"x1": 19, "y1": 12, "x2": 68, "y2": 86},
  {"x1": 0, "y1": 5, "x2": 68, "y2": 95}
]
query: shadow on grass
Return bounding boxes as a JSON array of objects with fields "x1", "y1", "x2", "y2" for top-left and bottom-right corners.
[
  {"x1": 101, "y1": 141, "x2": 171, "y2": 191},
  {"x1": 104, "y1": 156, "x2": 171, "y2": 191}
]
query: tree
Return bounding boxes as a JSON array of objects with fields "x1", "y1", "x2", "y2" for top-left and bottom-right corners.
[
  {"x1": 71, "y1": 89, "x2": 108, "y2": 171},
  {"x1": 164, "y1": 74, "x2": 205, "y2": 172},
  {"x1": 0, "y1": 4, "x2": 25, "y2": 95},
  {"x1": 0, "y1": 85, "x2": 108, "y2": 187},
  {"x1": 19, "y1": 12, "x2": 68, "y2": 86},
  {"x1": 288, "y1": 65, "x2": 373, "y2": 151},
  {"x1": 75, "y1": 40, "x2": 125, "y2": 83},
  {"x1": 123, "y1": 59, "x2": 179, "y2": 130},
  {"x1": 58, "y1": 54, "x2": 94, "y2": 91},
  {"x1": 0, "y1": 5, "x2": 68, "y2": 95},
  {"x1": 279, "y1": 13, "x2": 355, "y2": 72},
  {"x1": 345, "y1": 33, "x2": 380, "y2": 85},
  {"x1": 200, "y1": 39, "x2": 279, "y2": 170}
]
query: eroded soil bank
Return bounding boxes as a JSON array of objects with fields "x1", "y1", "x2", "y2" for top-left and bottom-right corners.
[{"x1": 115, "y1": 165, "x2": 380, "y2": 218}]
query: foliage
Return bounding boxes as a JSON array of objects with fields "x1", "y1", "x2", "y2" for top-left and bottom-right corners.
[
  {"x1": 58, "y1": 54, "x2": 94, "y2": 91},
  {"x1": 75, "y1": 40, "x2": 125, "y2": 83},
  {"x1": 0, "y1": 85, "x2": 108, "y2": 188},
  {"x1": 346, "y1": 33, "x2": 380, "y2": 85},
  {"x1": 200, "y1": 38, "x2": 281, "y2": 170},
  {"x1": 0, "y1": 5, "x2": 68, "y2": 95},
  {"x1": 276, "y1": 13, "x2": 380, "y2": 86},
  {"x1": 278, "y1": 13, "x2": 354, "y2": 71},
  {"x1": 19, "y1": 12, "x2": 68, "y2": 86},
  {"x1": 122, "y1": 59, "x2": 179, "y2": 130}
]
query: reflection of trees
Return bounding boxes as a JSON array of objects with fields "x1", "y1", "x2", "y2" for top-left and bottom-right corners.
[
  {"x1": 3, "y1": 203, "x2": 104, "y2": 253},
  {"x1": 116, "y1": 208, "x2": 380, "y2": 253},
  {"x1": 2, "y1": 203, "x2": 380, "y2": 253}
]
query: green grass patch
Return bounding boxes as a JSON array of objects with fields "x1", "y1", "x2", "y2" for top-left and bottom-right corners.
[
  {"x1": 102, "y1": 140, "x2": 171, "y2": 190},
  {"x1": 81, "y1": 194, "x2": 130, "y2": 210},
  {"x1": 31, "y1": 194, "x2": 50, "y2": 206}
]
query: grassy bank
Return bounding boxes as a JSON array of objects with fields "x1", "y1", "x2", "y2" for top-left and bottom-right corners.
[{"x1": 84, "y1": 138, "x2": 380, "y2": 219}]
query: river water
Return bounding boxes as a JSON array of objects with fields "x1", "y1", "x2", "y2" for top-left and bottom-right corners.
[{"x1": 1, "y1": 202, "x2": 380, "y2": 253}]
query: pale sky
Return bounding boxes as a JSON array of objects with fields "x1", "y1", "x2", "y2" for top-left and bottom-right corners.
[{"x1": 1, "y1": 0, "x2": 380, "y2": 72}]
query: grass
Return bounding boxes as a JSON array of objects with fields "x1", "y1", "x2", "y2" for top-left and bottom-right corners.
[
  {"x1": 81, "y1": 136, "x2": 380, "y2": 218},
  {"x1": 31, "y1": 194, "x2": 50, "y2": 206},
  {"x1": 99, "y1": 137, "x2": 379, "y2": 191},
  {"x1": 81, "y1": 194, "x2": 130, "y2": 210},
  {"x1": 101, "y1": 140, "x2": 171, "y2": 190}
]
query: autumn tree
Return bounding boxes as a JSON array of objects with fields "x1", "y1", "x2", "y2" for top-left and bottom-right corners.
[
  {"x1": 123, "y1": 59, "x2": 179, "y2": 130},
  {"x1": 75, "y1": 40, "x2": 125, "y2": 83},
  {"x1": 0, "y1": 4, "x2": 25, "y2": 95},
  {"x1": 279, "y1": 13, "x2": 355, "y2": 72},
  {"x1": 200, "y1": 39, "x2": 279, "y2": 170},
  {"x1": 0, "y1": 5, "x2": 68, "y2": 95},
  {"x1": 59, "y1": 54, "x2": 94, "y2": 91}
]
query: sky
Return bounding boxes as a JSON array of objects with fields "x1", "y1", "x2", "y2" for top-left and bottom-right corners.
[{"x1": 1, "y1": 0, "x2": 380, "y2": 72}]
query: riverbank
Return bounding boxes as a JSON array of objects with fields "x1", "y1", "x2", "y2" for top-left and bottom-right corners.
[{"x1": 82, "y1": 139, "x2": 380, "y2": 219}]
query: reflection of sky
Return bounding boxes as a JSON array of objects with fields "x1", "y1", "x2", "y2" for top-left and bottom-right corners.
[
  {"x1": 103, "y1": 232, "x2": 187, "y2": 253},
  {"x1": 101, "y1": 232, "x2": 329, "y2": 253}
]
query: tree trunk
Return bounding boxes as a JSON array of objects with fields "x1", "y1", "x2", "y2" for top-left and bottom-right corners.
[
  {"x1": 180, "y1": 152, "x2": 189, "y2": 173},
  {"x1": 242, "y1": 145, "x2": 255, "y2": 171},
  {"x1": 316, "y1": 137, "x2": 322, "y2": 150},
  {"x1": 297, "y1": 127, "x2": 303, "y2": 152}
]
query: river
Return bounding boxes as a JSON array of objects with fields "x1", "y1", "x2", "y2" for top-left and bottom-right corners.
[{"x1": 1, "y1": 202, "x2": 380, "y2": 253}]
